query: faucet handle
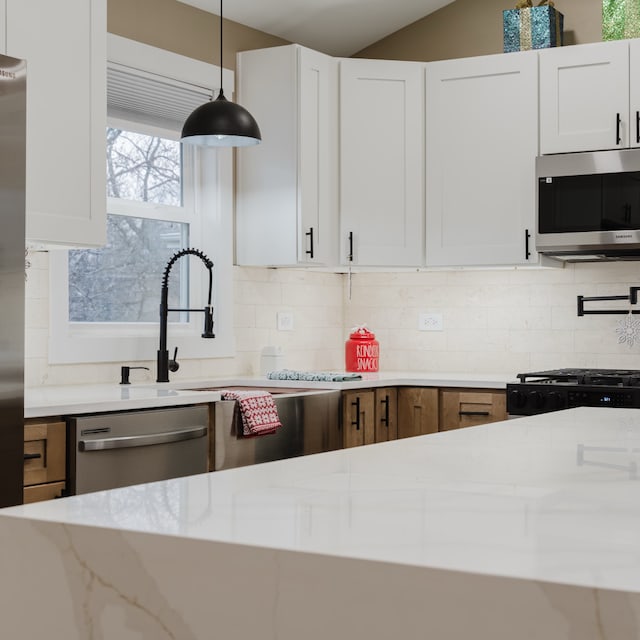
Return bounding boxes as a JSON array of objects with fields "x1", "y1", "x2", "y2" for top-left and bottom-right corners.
[{"x1": 169, "y1": 346, "x2": 180, "y2": 373}]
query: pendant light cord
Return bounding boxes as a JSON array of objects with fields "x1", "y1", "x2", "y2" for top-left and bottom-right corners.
[{"x1": 219, "y1": 0, "x2": 224, "y2": 97}]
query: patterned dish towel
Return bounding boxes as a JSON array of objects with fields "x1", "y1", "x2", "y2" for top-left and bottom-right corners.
[
  {"x1": 220, "y1": 390, "x2": 282, "y2": 437},
  {"x1": 266, "y1": 369, "x2": 363, "y2": 382}
]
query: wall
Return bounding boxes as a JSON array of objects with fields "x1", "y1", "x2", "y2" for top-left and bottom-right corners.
[
  {"x1": 25, "y1": 1, "x2": 640, "y2": 387},
  {"x1": 344, "y1": 264, "x2": 640, "y2": 374},
  {"x1": 25, "y1": 253, "x2": 344, "y2": 386},
  {"x1": 356, "y1": 0, "x2": 602, "y2": 61},
  {"x1": 107, "y1": 0, "x2": 289, "y2": 71}
]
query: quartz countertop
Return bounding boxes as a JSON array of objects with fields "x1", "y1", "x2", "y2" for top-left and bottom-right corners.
[
  {"x1": 2, "y1": 407, "x2": 640, "y2": 639},
  {"x1": 25, "y1": 371, "x2": 516, "y2": 417}
]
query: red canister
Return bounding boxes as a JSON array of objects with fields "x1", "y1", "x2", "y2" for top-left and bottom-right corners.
[{"x1": 345, "y1": 326, "x2": 379, "y2": 373}]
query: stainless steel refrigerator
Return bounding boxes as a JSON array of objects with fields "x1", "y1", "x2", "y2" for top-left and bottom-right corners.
[{"x1": 0, "y1": 54, "x2": 26, "y2": 507}]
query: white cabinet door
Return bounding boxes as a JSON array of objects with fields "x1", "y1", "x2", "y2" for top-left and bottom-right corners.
[
  {"x1": 539, "y1": 40, "x2": 629, "y2": 154},
  {"x1": 629, "y1": 39, "x2": 640, "y2": 149},
  {"x1": 6, "y1": 0, "x2": 106, "y2": 247},
  {"x1": 0, "y1": 1, "x2": 6, "y2": 54},
  {"x1": 339, "y1": 59, "x2": 424, "y2": 266},
  {"x1": 236, "y1": 44, "x2": 338, "y2": 266},
  {"x1": 425, "y1": 51, "x2": 539, "y2": 267}
]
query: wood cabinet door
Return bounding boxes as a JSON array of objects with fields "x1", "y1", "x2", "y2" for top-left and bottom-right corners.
[
  {"x1": 340, "y1": 58, "x2": 424, "y2": 267},
  {"x1": 397, "y1": 388, "x2": 438, "y2": 439},
  {"x1": 539, "y1": 40, "x2": 629, "y2": 154},
  {"x1": 425, "y1": 50, "x2": 538, "y2": 267},
  {"x1": 440, "y1": 389, "x2": 507, "y2": 431},
  {"x1": 374, "y1": 387, "x2": 397, "y2": 443},
  {"x1": 23, "y1": 420, "x2": 66, "y2": 487},
  {"x1": 342, "y1": 390, "x2": 375, "y2": 448}
]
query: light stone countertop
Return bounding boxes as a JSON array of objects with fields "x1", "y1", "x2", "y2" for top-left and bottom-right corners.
[
  {"x1": 24, "y1": 371, "x2": 517, "y2": 418},
  {"x1": 2, "y1": 406, "x2": 640, "y2": 639}
]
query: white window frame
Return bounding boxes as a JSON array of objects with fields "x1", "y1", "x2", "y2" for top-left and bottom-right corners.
[{"x1": 49, "y1": 35, "x2": 235, "y2": 365}]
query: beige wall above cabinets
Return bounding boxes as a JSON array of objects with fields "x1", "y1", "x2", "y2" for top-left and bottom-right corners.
[
  {"x1": 356, "y1": 0, "x2": 603, "y2": 62},
  {"x1": 107, "y1": 0, "x2": 289, "y2": 72}
]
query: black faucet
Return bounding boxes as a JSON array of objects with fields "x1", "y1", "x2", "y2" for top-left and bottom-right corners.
[{"x1": 157, "y1": 248, "x2": 215, "y2": 382}]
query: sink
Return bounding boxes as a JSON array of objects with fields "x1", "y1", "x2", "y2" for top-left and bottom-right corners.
[{"x1": 186, "y1": 385, "x2": 317, "y2": 395}]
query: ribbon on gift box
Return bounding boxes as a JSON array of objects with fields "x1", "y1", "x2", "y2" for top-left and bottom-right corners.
[{"x1": 514, "y1": 0, "x2": 560, "y2": 51}]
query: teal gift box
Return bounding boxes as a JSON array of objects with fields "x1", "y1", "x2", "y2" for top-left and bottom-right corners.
[{"x1": 503, "y1": 3, "x2": 564, "y2": 53}]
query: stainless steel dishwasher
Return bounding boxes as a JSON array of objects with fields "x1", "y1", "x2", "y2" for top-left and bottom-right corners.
[
  {"x1": 67, "y1": 405, "x2": 209, "y2": 495},
  {"x1": 213, "y1": 389, "x2": 341, "y2": 470}
]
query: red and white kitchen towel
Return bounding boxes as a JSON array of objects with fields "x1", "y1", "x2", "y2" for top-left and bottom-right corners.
[{"x1": 221, "y1": 390, "x2": 282, "y2": 437}]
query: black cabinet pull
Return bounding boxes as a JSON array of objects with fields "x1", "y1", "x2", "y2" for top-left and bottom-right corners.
[
  {"x1": 636, "y1": 111, "x2": 639, "y2": 145},
  {"x1": 459, "y1": 411, "x2": 490, "y2": 417},
  {"x1": 23, "y1": 452, "x2": 42, "y2": 461},
  {"x1": 617, "y1": 112, "x2": 622, "y2": 145},
  {"x1": 351, "y1": 397, "x2": 361, "y2": 430},
  {"x1": 305, "y1": 227, "x2": 314, "y2": 259},
  {"x1": 348, "y1": 231, "x2": 354, "y2": 262},
  {"x1": 525, "y1": 228, "x2": 531, "y2": 260},
  {"x1": 380, "y1": 395, "x2": 390, "y2": 427}
]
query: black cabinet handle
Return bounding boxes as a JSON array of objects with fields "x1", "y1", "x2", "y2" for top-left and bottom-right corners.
[
  {"x1": 459, "y1": 411, "x2": 490, "y2": 417},
  {"x1": 525, "y1": 228, "x2": 531, "y2": 260},
  {"x1": 23, "y1": 452, "x2": 42, "y2": 461},
  {"x1": 305, "y1": 227, "x2": 314, "y2": 259},
  {"x1": 617, "y1": 112, "x2": 622, "y2": 145},
  {"x1": 636, "y1": 111, "x2": 639, "y2": 145},
  {"x1": 380, "y1": 395, "x2": 389, "y2": 427},
  {"x1": 348, "y1": 231, "x2": 354, "y2": 262},
  {"x1": 351, "y1": 397, "x2": 361, "y2": 430}
]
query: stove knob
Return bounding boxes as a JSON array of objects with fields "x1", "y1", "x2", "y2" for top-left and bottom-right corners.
[
  {"x1": 528, "y1": 391, "x2": 545, "y2": 411},
  {"x1": 547, "y1": 391, "x2": 564, "y2": 411},
  {"x1": 508, "y1": 389, "x2": 527, "y2": 410}
]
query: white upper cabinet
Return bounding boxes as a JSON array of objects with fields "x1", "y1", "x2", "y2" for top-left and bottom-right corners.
[
  {"x1": 236, "y1": 44, "x2": 338, "y2": 266},
  {"x1": 425, "y1": 51, "x2": 539, "y2": 267},
  {"x1": 339, "y1": 58, "x2": 424, "y2": 267},
  {"x1": 539, "y1": 40, "x2": 631, "y2": 154},
  {"x1": 6, "y1": 0, "x2": 106, "y2": 247},
  {"x1": 0, "y1": 1, "x2": 6, "y2": 54}
]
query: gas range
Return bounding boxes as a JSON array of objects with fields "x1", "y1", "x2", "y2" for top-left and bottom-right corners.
[{"x1": 506, "y1": 368, "x2": 640, "y2": 416}]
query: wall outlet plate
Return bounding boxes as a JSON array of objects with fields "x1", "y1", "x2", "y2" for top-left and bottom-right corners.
[
  {"x1": 277, "y1": 311, "x2": 294, "y2": 331},
  {"x1": 418, "y1": 312, "x2": 443, "y2": 331}
]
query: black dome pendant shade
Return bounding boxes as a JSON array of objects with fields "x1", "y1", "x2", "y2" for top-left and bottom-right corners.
[{"x1": 180, "y1": 0, "x2": 261, "y2": 147}]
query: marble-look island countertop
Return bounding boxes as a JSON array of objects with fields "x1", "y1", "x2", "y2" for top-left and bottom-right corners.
[
  {"x1": 25, "y1": 371, "x2": 517, "y2": 417},
  {"x1": 3, "y1": 406, "x2": 638, "y2": 639}
]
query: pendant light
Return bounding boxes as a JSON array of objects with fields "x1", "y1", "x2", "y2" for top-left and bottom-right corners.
[{"x1": 181, "y1": 0, "x2": 261, "y2": 147}]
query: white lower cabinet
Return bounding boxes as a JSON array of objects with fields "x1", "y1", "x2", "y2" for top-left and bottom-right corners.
[
  {"x1": 6, "y1": 0, "x2": 106, "y2": 247},
  {"x1": 236, "y1": 44, "x2": 338, "y2": 266},
  {"x1": 339, "y1": 58, "x2": 424, "y2": 267},
  {"x1": 425, "y1": 51, "x2": 539, "y2": 266}
]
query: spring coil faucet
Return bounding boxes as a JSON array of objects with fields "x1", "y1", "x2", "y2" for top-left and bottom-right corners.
[{"x1": 157, "y1": 248, "x2": 215, "y2": 382}]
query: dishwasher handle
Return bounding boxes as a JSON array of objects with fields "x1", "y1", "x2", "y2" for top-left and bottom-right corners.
[{"x1": 79, "y1": 425, "x2": 207, "y2": 452}]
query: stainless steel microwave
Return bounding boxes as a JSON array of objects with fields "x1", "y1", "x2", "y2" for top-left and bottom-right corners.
[{"x1": 536, "y1": 149, "x2": 640, "y2": 261}]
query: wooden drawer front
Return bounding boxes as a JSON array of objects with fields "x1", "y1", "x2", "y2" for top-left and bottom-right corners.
[
  {"x1": 440, "y1": 390, "x2": 507, "y2": 431},
  {"x1": 23, "y1": 421, "x2": 66, "y2": 487},
  {"x1": 397, "y1": 388, "x2": 439, "y2": 439},
  {"x1": 23, "y1": 481, "x2": 66, "y2": 504}
]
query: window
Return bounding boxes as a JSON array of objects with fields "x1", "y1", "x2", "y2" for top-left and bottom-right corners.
[{"x1": 49, "y1": 36, "x2": 235, "y2": 365}]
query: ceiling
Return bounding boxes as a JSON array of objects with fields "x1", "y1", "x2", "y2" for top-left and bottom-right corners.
[{"x1": 177, "y1": 0, "x2": 456, "y2": 57}]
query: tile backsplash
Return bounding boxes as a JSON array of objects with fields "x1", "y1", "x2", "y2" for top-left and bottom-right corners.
[{"x1": 25, "y1": 252, "x2": 640, "y2": 387}]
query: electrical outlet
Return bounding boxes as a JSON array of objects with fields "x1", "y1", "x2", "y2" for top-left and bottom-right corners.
[
  {"x1": 277, "y1": 311, "x2": 294, "y2": 331},
  {"x1": 418, "y1": 312, "x2": 443, "y2": 331}
]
